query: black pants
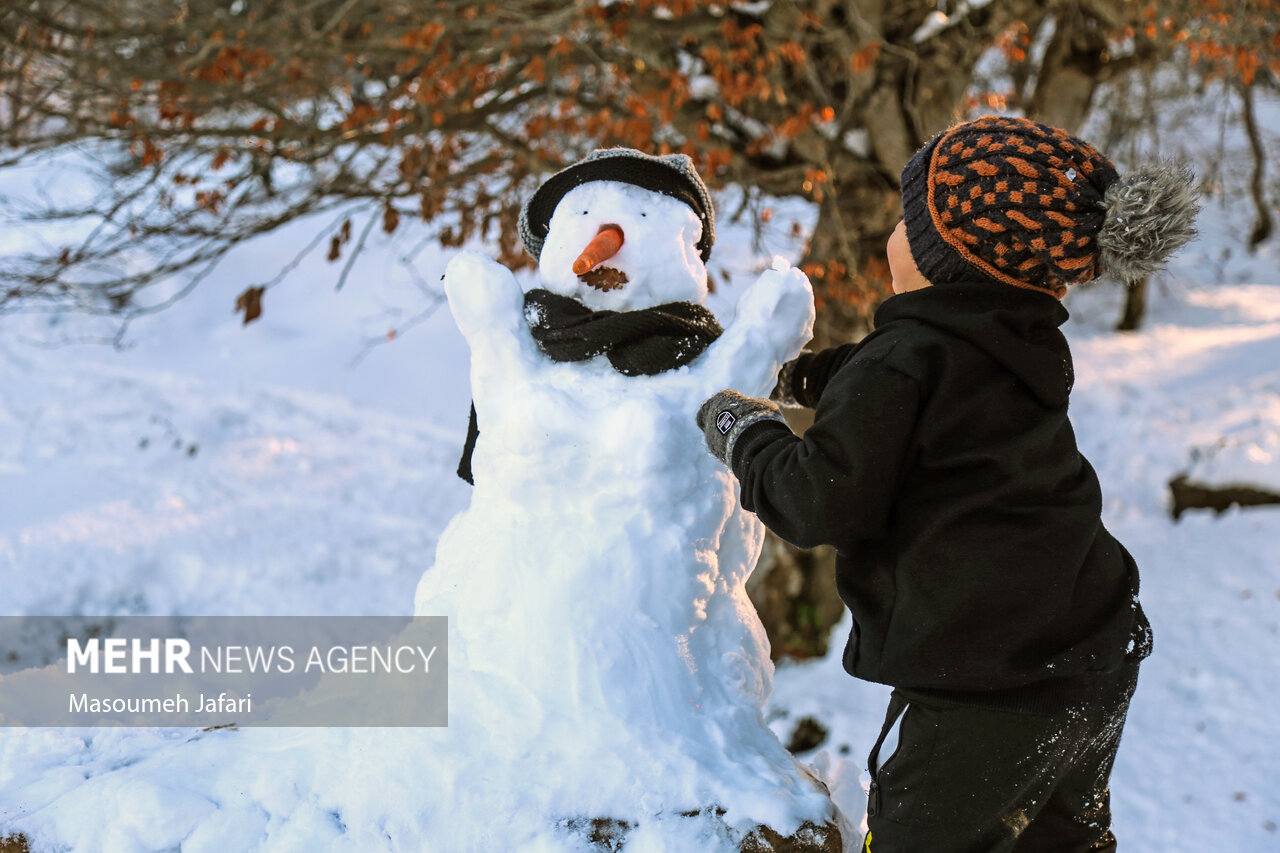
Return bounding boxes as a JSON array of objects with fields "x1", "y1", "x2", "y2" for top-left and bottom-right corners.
[{"x1": 864, "y1": 663, "x2": 1139, "y2": 853}]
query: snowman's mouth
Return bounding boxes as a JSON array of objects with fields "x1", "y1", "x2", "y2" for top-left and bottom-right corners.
[{"x1": 577, "y1": 266, "x2": 629, "y2": 292}]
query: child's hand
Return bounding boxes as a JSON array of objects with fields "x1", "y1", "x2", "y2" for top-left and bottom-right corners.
[
  {"x1": 769, "y1": 353, "x2": 809, "y2": 408},
  {"x1": 696, "y1": 389, "x2": 785, "y2": 468}
]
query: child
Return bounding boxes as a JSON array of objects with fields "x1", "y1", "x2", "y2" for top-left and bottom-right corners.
[{"x1": 697, "y1": 115, "x2": 1199, "y2": 852}]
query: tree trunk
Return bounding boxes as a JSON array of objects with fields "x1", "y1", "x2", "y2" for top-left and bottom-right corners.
[
  {"x1": 1027, "y1": 1, "x2": 1114, "y2": 134},
  {"x1": 1116, "y1": 276, "x2": 1148, "y2": 331},
  {"x1": 1240, "y1": 79, "x2": 1273, "y2": 250},
  {"x1": 792, "y1": 0, "x2": 1063, "y2": 349},
  {"x1": 747, "y1": 532, "x2": 844, "y2": 661},
  {"x1": 802, "y1": 181, "x2": 900, "y2": 349}
]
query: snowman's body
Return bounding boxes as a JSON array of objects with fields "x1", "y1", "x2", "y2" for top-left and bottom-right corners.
[{"x1": 415, "y1": 181, "x2": 836, "y2": 837}]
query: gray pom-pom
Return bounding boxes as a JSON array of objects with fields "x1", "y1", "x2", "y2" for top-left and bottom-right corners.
[{"x1": 1097, "y1": 163, "x2": 1201, "y2": 282}]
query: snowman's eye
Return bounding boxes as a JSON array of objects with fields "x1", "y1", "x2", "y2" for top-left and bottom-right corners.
[
  {"x1": 641, "y1": 212, "x2": 647, "y2": 217},
  {"x1": 581, "y1": 210, "x2": 589, "y2": 215}
]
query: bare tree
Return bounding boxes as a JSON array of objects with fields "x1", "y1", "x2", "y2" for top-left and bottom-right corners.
[{"x1": 1, "y1": 0, "x2": 1202, "y2": 344}]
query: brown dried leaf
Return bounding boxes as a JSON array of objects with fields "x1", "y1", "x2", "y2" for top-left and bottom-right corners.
[{"x1": 235, "y1": 286, "x2": 264, "y2": 325}]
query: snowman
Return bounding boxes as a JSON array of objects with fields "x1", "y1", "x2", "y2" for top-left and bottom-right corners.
[{"x1": 414, "y1": 149, "x2": 845, "y2": 851}]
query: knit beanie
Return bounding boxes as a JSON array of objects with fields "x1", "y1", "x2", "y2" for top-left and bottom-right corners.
[
  {"x1": 519, "y1": 148, "x2": 716, "y2": 263},
  {"x1": 900, "y1": 114, "x2": 1199, "y2": 298}
]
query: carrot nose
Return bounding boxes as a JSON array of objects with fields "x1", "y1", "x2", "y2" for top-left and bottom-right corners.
[{"x1": 572, "y1": 225, "x2": 625, "y2": 275}]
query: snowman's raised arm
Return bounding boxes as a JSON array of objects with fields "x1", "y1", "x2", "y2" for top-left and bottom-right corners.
[
  {"x1": 443, "y1": 251, "x2": 541, "y2": 383},
  {"x1": 694, "y1": 259, "x2": 815, "y2": 396}
]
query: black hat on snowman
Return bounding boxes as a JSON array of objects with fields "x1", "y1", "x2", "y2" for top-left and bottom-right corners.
[{"x1": 518, "y1": 148, "x2": 716, "y2": 263}]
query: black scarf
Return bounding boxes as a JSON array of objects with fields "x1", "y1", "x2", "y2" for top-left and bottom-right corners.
[{"x1": 457, "y1": 289, "x2": 723, "y2": 484}]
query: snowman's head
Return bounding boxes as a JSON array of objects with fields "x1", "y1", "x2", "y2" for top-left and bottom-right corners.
[{"x1": 519, "y1": 149, "x2": 715, "y2": 312}]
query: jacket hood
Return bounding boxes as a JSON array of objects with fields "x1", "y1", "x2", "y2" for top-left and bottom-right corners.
[{"x1": 874, "y1": 281, "x2": 1074, "y2": 408}]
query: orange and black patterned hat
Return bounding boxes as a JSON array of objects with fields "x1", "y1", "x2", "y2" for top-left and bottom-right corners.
[{"x1": 900, "y1": 115, "x2": 1121, "y2": 299}]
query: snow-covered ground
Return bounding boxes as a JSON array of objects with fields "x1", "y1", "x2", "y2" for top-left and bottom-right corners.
[{"x1": 1, "y1": 155, "x2": 1278, "y2": 850}]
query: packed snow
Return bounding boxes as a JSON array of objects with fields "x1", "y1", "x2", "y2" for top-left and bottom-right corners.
[
  {"x1": 410, "y1": 178, "x2": 837, "y2": 845},
  {"x1": 1, "y1": 159, "x2": 1278, "y2": 852}
]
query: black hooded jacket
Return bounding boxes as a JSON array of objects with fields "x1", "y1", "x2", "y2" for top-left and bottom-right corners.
[{"x1": 733, "y1": 281, "x2": 1152, "y2": 712}]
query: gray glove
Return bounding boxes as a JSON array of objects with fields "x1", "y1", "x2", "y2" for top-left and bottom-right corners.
[{"x1": 696, "y1": 389, "x2": 785, "y2": 467}]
